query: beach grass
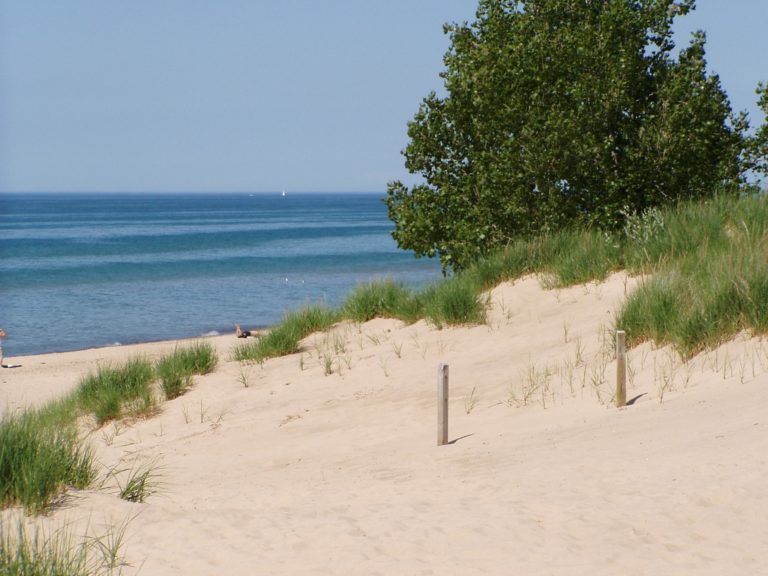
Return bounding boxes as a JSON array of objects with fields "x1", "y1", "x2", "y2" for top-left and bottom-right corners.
[
  {"x1": 156, "y1": 341, "x2": 218, "y2": 399},
  {"x1": 542, "y1": 229, "x2": 620, "y2": 287},
  {"x1": 0, "y1": 410, "x2": 96, "y2": 513},
  {"x1": 420, "y1": 275, "x2": 488, "y2": 327},
  {"x1": 616, "y1": 194, "x2": 768, "y2": 355},
  {"x1": 233, "y1": 305, "x2": 340, "y2": 362},
  {"x1": 156, "y1": 358, "x2": 193, "y2": 401},
  {"x1": 112, "y1": 460, "x2": 161, "y2": 503},
  {"x1": 1, "y1": 513, "x2": 135, "y2": 576},
  {"x1": 342, "y1": 279, "x2": 421, "y2": 323},
  {"x1": 77, "y1": 357, "x2": 156, "y2": 425},
  {"x1": 1, "y1": 345, "x2": 220, "y2": 514},
  {"x1": 0, "y1": 519, "x2": 93, "y2": 576}
]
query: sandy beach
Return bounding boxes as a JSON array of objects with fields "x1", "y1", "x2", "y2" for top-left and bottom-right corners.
[{"x1": 2, "y1": 273, "x2": 767, "y2": 575}]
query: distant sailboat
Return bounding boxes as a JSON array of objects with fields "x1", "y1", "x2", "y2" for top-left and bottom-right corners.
[{"x1": 281, "y1": 190, "x2": 287, "y2": 197}]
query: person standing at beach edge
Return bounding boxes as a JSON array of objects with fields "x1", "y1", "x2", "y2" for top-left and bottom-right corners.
[{"x1": 1, "y1": 328, "x2": 22, "y2": 368}]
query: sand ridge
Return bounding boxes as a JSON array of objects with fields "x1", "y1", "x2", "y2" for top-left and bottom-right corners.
[{"x1": 2, "y1": 273, "x2": 767, "y2": 574}]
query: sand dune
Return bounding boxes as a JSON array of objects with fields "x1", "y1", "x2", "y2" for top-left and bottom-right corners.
[{"x1": 2, "y1": 273, "x2": 767, "y2": 574}]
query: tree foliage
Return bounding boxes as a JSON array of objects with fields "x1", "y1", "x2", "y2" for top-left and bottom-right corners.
[
  {"x1": 747, "y1": 83, "x2": 768, "y2": 178},
  {"x1": 386, "y1": 0, "x2": 766, "y2": 271}
]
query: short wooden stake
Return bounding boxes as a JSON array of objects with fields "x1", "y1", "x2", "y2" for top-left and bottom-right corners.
[
  {"x1": 616, "y1": 330, "x2": 627, "y2": 408},
  {"x1": 437, "y1": 363, "x2": 449, "y2": 446}
]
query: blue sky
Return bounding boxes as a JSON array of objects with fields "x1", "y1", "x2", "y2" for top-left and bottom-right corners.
[{"x1": 0, "y1": 1, "x2": 765, "y2": 193}]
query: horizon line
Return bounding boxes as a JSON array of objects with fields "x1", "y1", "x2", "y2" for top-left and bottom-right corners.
[{"x1": 0, "y1": 189, "x2": 389, "y2": 195}]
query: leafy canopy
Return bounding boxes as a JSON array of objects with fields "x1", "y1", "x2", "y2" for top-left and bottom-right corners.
[{"x1": 386, "y1": 0, "x2": 767, "y2": 271}]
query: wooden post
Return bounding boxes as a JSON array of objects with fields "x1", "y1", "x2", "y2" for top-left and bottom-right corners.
[
  {"x1": 616, "y1": 330, "x2": 627, "y2": 408},
  {"x1": 437, "y1": 363, "x2": 449, "y2": 446}
]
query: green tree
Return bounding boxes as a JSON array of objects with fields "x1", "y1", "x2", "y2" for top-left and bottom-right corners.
[
  {"x1": 747, "y1": 83, "x2": 768, "y2": 179},
  {"x1": 387, "y1": 0, "x2": 763, "y2": 271}
]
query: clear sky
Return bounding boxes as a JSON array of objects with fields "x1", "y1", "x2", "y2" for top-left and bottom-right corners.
[{"x1": 0, "y1": 1, "x2": 765, "y2": 193}]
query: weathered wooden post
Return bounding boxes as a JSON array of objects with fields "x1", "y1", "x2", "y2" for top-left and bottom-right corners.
[
  {"x1": 616, "y1": 330, "x2": 627, "y2": 408},
  {"x1": 437, "y1": 363, "x2": 449, "y2": 446}
]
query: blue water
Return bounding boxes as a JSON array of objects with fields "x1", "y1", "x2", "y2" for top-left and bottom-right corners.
[{"x1": 0, "y1": 192, "x2": 442, "y2": 356}]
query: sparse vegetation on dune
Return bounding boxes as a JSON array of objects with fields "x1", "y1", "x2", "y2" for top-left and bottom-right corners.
[
  {"x1": 1, "y1": 343, "x2": 218, "y2": 515},
  {"x1": 472, "y1": 194, "x2": 768, "y2": 357}
]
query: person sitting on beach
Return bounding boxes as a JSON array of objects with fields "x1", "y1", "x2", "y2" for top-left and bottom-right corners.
[{"x1": 235, "y1": 324, "x2": 259, "y2": 338}]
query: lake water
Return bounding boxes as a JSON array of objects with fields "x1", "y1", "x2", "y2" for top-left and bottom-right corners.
[{"x1": 0, "y1": 192, "x2": 441, "y2": 356}]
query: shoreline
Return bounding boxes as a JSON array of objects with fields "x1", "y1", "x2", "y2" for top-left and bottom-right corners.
[
  {"x1": 0, "y1": 332, "x2": 238, "y2": 414},
  {"x1": 0, "y1": 324, "x2": 267, "y2": 360}
]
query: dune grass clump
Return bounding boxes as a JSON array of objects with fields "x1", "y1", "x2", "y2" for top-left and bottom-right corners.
[
  {"x1": 0, "y1": 410, "x2": 96, "y2": 513},
  {"x1": 463, "y1": 243, "x2": 532, "y2": 290},
  {"x1": 77, "y1": 357, "x2": 155, "y2": 425},
  {"x1": 169, "y1": 340, "x2": 218, "y2": 375},
  {"x1": 420, "y1": 276, "x2": 487, "y2": 328},
  {"x1": 618, "y1": 259, "x2": 746, "y2": 356},
  {"x1": 117, "y1": 465, "x2": 156, "y2": 503},
  {"x1": 343, "y1": 279, "x2": 421, "y2": 323},
  {"x1": 155, "y1": 356, "x2": 192, "y2": 401},
  {"x1": 540, "y1": 229, "x2": 621, "y2": 287},
  {"x1": 233, "y1": 305, "x2": 340, "y2": 362},
  {"x1": 156, "y1": 341, "x2": 218, "y2": 400},
  {"x1": 617, "y1": 195, "x2": 768, "y2": 355},
  {"x1": 461, "y1": 225, "x2": 619, "y2": 292}
]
